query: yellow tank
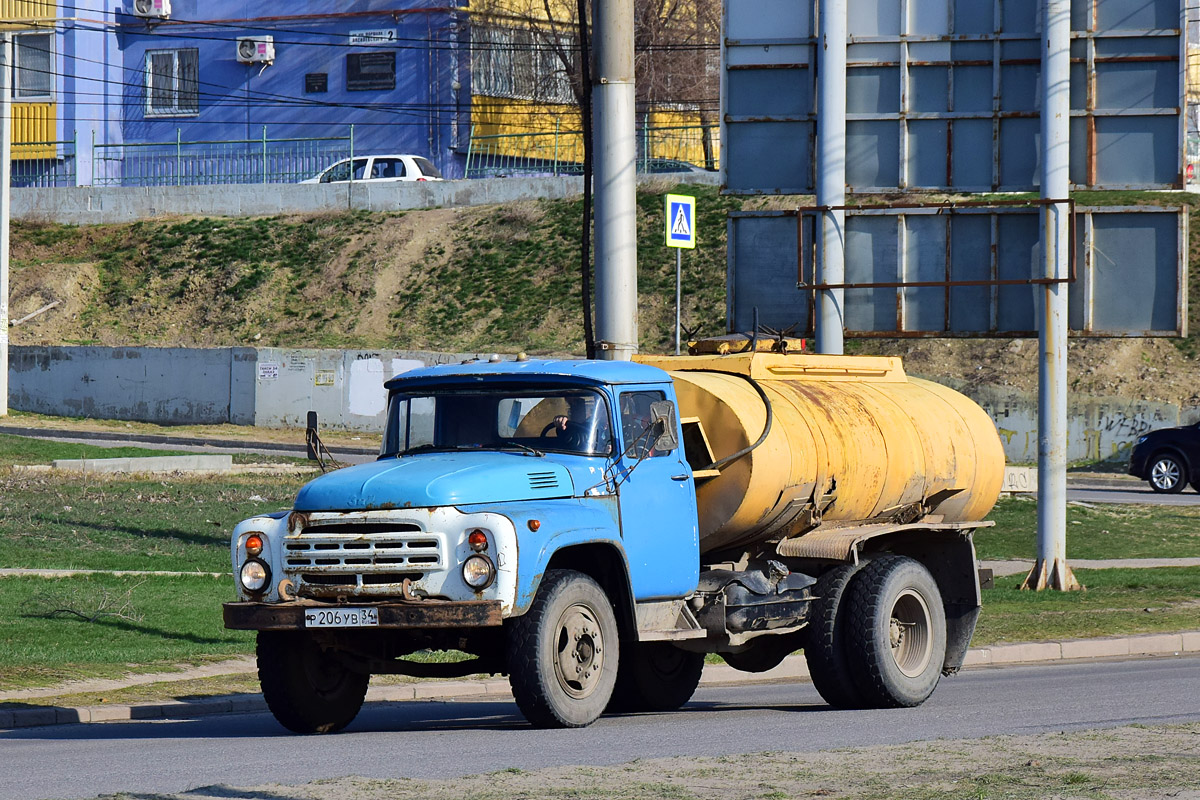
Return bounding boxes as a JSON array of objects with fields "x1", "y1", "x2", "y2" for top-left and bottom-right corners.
[{"x1": 637, "y1": 351, "x2": 1005, "y2": 555}]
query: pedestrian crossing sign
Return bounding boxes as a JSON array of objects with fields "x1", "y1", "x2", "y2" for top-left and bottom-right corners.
[{"x1": 665, "y1": 194, "x2": 696, "y2": 249}]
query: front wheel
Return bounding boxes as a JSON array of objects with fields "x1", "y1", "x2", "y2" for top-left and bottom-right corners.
[
  {"x1": 257, "y1": 631, "x2": 369, "y2": 734},
  {"x1": 1149, "y1": 453, "x2": 1187, "y2": 493},
  {"x1": 507, "y1": 570, "x2": 620, "y2": 728},
  {"x1": 845, "y1": 555, "x2": 947, "y2": 708},
  {"x1": 609, "y1": 642, "x2": 704, "y2": 712}
]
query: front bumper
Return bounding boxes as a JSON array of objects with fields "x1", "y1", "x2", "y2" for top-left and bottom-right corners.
[{"x1": 223, "y1": 599, "x2": 503, "y2": 631}]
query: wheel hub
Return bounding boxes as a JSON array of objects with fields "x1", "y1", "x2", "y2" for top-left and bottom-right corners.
[
  {"x1": 554, "y1": 604, "x2": 604, "y2": 698},
  {"x1": 889, "y1": 589, "x2": 933, "y2": 678}
]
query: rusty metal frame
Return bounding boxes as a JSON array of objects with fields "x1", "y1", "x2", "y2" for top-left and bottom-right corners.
[{"x1": 795, "y1": 198, "x2": 1077, "y2": 291}]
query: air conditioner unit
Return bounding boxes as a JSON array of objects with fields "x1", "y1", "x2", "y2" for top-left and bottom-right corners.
[
  {"x1": 236, "y1": 36, "x2": 275, "y2": 64},
  {"x1": 132, "y1": 0, "x2": 171, "y2": 18}
]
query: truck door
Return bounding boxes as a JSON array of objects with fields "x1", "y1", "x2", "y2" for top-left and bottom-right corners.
[{"x1": 613, "y1": 388, "x2": 699, "y2": 599}]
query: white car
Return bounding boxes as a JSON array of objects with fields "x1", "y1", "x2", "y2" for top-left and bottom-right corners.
[{"x1": 301, "y1": 154, "x2": 444, "y2": 184}]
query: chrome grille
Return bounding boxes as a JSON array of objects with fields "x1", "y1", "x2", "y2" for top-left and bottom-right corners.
[{"x1": 284, "y1": 520, "x2": 446, "y2": 596}]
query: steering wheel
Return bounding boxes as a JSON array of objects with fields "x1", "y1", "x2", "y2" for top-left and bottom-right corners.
[{"x1": 541, "y1": 420, "x2": 586, "y2": 450}]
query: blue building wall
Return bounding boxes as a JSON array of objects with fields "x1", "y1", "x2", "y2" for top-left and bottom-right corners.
[
  {"x1": 117, "y1": 1, "x2": 468, "y2": 179},
  {"x1": 44, "y1": 1, "x2": 470, "y2": 184}
]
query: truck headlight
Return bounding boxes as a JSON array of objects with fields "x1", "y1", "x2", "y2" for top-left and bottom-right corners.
[
  {"x1": 240, "y1": 559, "x2": 271, "y2": 593},
  {"x1": 462, "y1": 554, "x2": 496, "y2": 589}
]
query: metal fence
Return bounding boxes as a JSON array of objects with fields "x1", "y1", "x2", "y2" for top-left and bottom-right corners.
[
  {"x1": 10, "y1": 134, "x2": 76, "y2": 188},
  {"x1": 91, "y1": 127, "x2": 354, "y2": 187},
  {"x1": 465, "y1": 123, "x2": 719, "y2": 178}
]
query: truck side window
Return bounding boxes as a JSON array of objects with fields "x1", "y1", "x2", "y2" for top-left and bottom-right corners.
[{"x1": 620, "y1": 391, "x2": 671, "y2": 457}]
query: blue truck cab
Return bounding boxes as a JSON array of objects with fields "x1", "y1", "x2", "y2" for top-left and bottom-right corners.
[{"x1": 224, "y1": 357, "x2": 705, "y2": 731}]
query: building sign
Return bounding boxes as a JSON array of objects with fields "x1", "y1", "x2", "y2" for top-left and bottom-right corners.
[
  {"x1": 304, "y1": 73, "x2": 327, "y2": 94},
  {"x1": 349, "y1": 29, "x2": 398, "y2": 45},
  {"x1": 347, "y1": 51, "x2": 396, "y2": 91}
]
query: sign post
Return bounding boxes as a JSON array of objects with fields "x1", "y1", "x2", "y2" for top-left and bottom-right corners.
[{"x1": 665, "y1": 194, "x2": 696, "y2": 355}]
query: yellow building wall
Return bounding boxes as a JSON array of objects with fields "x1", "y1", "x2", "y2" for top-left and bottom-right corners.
[
  {"x1": 472, "y1": 97, "x2": 586, "y2": 163},
  {"x1": 12, "y1": 102, "x2": 57, "y2": 159},
  {"x1": 0, "y1": 0, "x2": 56, "y2": 25},
  {"x1": 471, "y1": 98, "x2": 720, "y2": 168}
]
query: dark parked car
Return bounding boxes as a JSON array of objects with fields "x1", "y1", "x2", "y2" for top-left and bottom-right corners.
[{"x1": 1129, "y1": 422, "x2": 1200, "y2": 493}]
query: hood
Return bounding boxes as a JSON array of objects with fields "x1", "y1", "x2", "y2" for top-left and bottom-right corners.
[{"x1": 294, "y1": 452, "x2": 575, "y2": 511}]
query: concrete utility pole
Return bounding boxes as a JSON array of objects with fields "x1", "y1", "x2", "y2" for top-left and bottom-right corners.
[
  {"x1": 815, "y1": 0, "x2": 846, "y2": 355},
  {"x1": 1023, "y1": 0, "x2": 1080, "y2": 591},
  {"x1": 591, "y1": 0, "x2": 638, "y2": 361},
  {"x1": 1, "y1": 33, "x2": 12, "y2": 417}
]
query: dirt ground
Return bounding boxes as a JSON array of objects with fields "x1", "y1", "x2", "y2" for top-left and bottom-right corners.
[{"x1": 103, "y1": 722, "x2": 1200, "y2": 800}]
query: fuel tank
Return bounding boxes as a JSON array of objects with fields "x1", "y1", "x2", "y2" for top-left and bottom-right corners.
[{"x1": 637, "y1": 351, "x2": 1005, "y2": 555}]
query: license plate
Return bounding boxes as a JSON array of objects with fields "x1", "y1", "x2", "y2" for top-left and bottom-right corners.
[{"x1": 304, "y1": 607, "x2": 379, "y2": 628}]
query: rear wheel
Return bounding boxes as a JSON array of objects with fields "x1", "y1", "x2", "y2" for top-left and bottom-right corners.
[
  {"x1": 804, "y1": 563, "x2": 866, "y2": 708},
  {"x1": 507, "y1": 570, "x2": 620, "y2": 728},
  {"x1": 257, "y1": 631, "x2": 368, "y2": 734},
  {"x1": 845, "y1": 555, "x2": 947, "y2": 708},
  {"x1": 1149, "y1": 453, "x2": 1187, "y2": 493},
  {"x1": 609, "y1": 642, "x2": 704, "y2": 712}
]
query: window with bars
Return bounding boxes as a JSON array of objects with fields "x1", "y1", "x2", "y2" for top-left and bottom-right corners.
[
  {"x1": 471, "y1": 26, "x2": 576, "y2": 105},
  {"x1": 145, "y1": 48, "x2": 199, "y2": 116},
  {"x1": 14, "y1": 32, "x2": 53, "y2": 100}
]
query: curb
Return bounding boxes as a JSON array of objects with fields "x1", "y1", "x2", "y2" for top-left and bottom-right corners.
[
  {"x1": 4, "y1": 630, "x2": 1197, "y2": 731},
  {"x1": 0, "y1": 424, "x2": 377, "y2": 459}
]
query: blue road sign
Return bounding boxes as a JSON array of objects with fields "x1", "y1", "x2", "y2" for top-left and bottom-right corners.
[{"x1": 665, "y1": 194, "x2": 696, "y2": 249}]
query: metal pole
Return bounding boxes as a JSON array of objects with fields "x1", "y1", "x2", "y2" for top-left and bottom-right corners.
[
  {"x1": 0, "y1": 34, "x2": 12, "y2": 417},
  {"x1": 675, "y1": 248, "x2": 681, "y2": 355},
  {"x1": 592, "y1": 0, "x2": 638, "y2": 361},
  {"x1": 815, "y1": 0, "x2": 847, "y2": 354},
  {"x1": 1023, "y1": 0, "x2": 1080, "y2": 592}
]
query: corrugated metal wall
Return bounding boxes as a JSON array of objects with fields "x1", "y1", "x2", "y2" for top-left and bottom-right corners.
[
  {"x1": 11, "y1": 102, "x2": 56, "y2": 159},
  {"x1": 0, "y1": 0, "x2": 55, "y2": 22}
]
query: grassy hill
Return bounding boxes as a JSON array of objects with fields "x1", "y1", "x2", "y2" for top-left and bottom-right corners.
[{"x1": 9, "y1": 185, "x2": 1200, "y2": 408}]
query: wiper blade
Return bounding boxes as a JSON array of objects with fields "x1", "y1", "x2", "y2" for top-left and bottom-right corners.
[{"x1": 499, "y1": 441, "x2": 545, "y2": 457}]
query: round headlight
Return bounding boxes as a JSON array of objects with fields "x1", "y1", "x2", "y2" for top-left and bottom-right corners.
[
  {"x1": 240, "y1": 559, "x2": 270, "y2": 593},
  {"x1": 462, "y1": 554, "x2": 496, "y2": 589}
]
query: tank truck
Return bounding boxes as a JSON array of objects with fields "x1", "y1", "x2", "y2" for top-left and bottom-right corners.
[{"x1": 223, "y1": 339, "x2": 1004, "y2": 732}]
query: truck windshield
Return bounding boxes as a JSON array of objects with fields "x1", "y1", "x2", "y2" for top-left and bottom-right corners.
[{"x1": 380, "y1": 388, "x2": 613, "y2": 458}]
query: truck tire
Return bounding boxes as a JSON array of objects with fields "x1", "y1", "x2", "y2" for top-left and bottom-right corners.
[
  {"x1": 608, "y1": 642, "x2": 704, "y2": 712},
  {"x1": 256, "y1": 630, "x2": 368, "y2": 734},
  {"x1": 804, "y1": 563, "x2": 866, "y2": 709},
  {"x1": 507, "y1": 569, "x2": 620, "y2": 728},
  {"x1": 845, "y1": 555, "x2": 947, "y2": 708}
]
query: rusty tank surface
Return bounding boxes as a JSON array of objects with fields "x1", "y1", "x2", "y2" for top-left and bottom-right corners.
[{"x1": 637, "y1": 349, "x2": 1005, "y2": 555}]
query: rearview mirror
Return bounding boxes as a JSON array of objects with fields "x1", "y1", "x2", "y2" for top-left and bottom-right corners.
[{"x1": 650, "y1": 401, "x2": 679, "y2": 452}]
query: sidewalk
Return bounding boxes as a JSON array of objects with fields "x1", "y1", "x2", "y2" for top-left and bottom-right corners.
[{"x1": 3, "y1": 629, "x2": 1198, "y2": 730}]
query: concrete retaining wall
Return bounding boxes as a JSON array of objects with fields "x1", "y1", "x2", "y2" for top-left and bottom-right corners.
[
  {"x1": 9, "y1": 346, "x2": 257, "y2": 425},
  {"x1": 9, "y1": 345, "x2": 498, "y2": 432},
  {"x1": 966, "y1": 385, "x2": 1179, "y2": 464},
  {"x1": 11, "y1": 173, "x2": 720, "y2": 225},
  {"x1": 8, "y1": 346, "x2": 1184, "y2": 461}
]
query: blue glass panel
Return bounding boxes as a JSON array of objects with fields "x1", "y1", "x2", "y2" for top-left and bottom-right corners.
[
  {"x1": 999, "y1": 118, "x2": 1040, "y2": 188},
  {"x1": 952, "y1": 65, "x2": 994, "y2": 112},
  {"x1": 844, "y1": 216, "x2": 899, "y2": 333},
  {"x1": 909, "y1": 119, "x2": 949, "y2": 186},
  {"x1": 903, "y1": 215, "x2": 949, "y2": 331},
  {"x1": 910, "y1": 66, "x2": 949, "y2": 112},
  {"x1": 951, "y1": 119, "x2": 995, "y2": 188},
  {"x1": 995, "y1": 213, "x2": 1039, "y2": 332},
  {"x1": 847, "y1": 67, "x2": 899, "y2": 113},
  {"x1": 727, "y1": 68, "x2": 812, "y2": 116},
  {"x1": 949, "y1": 214, "x2": 993, "y2": 332},
  {"x1": 847, "y1": 121, "x2": 900, "y2": 188}
]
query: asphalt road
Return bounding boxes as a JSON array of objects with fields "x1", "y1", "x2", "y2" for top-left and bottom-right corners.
[
  {"x1": 5, "y1": 656, "x2": 1199, "y2": 800},
  {"x1": 1068, "y1": 484, "x2": 1200, "y2": 505}
]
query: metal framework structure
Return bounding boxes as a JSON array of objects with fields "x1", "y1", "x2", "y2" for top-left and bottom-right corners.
[{"x1": 723, "y1": 0, "x2": 1186, "y2": 194}]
